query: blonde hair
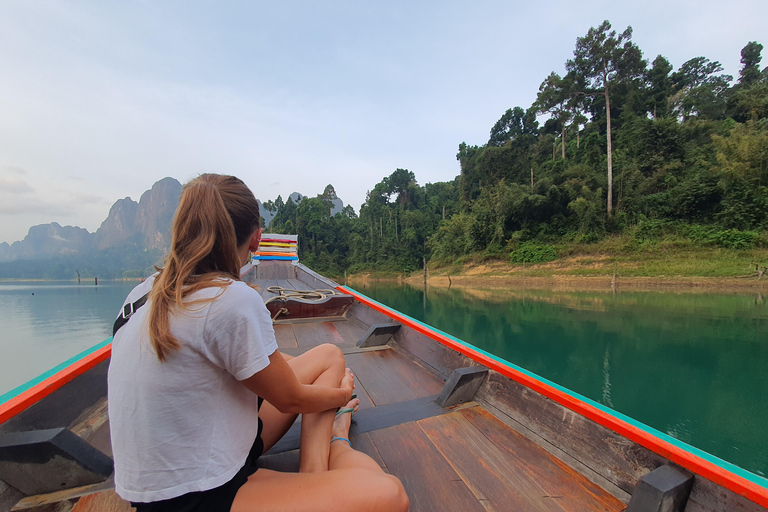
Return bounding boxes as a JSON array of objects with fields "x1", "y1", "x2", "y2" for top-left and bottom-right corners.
[{"x1": 148, "y1": 174, "x2": 260, "y2": 361}]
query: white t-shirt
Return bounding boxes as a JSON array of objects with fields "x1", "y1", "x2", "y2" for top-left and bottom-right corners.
[{"x1": 107, "y1": 276, "x2": 278, "y2": 503}]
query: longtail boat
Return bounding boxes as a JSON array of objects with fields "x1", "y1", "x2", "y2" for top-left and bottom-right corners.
[{"x1": 1, "y1": 253, "x2": 767, "y2": 511}]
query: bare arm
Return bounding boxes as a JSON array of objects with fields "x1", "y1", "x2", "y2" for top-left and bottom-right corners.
[{"x1": 241, "y1": 350, "x2": 353, "y2": 414}]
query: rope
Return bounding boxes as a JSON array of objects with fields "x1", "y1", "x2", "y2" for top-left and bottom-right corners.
[{"x1": 264, "y1": 286, "x2": 339, "y2": 305}]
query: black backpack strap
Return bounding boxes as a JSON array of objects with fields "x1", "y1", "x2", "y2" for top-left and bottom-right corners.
[{"x1": 112, "y1": 293, "x2": 149, "y2": 337}]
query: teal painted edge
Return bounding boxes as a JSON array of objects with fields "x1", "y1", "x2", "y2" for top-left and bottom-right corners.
[
  {"x1": 341, "y1": 285, "x2": 768, "y2": 490},
  {"x1": 0, "y1": 337, "x2": 113, "y2": 406}
]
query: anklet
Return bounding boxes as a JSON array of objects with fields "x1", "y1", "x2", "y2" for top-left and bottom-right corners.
[{"x1": 330, "y1": 436, "x2": 351, "y2": 446}]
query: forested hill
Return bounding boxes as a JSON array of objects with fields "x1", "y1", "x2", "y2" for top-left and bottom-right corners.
[
  {"x1": 271, "y1": 22, "x2": 768, "y2": 276},
  {"x1": 3, "y1": 21, "x2": 765, "y2": 280}
]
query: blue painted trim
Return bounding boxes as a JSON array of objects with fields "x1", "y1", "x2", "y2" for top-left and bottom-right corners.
[
  {"x1": 341, "y1": 285, "x2": 768, "y2": 490},
  {"x1": 0, "y1": 337, "x2": 112, "y2": 406},
  {"x1": 253, "y1": 256, "x2": 298, "y2": 261}
]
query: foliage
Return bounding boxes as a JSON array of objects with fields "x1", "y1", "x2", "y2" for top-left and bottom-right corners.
[{"x1": 509, "y1": 242, "x2": 559, "y2": 264}]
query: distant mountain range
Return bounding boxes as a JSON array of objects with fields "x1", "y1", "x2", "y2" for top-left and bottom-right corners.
[
  {"x1": 0, "y1": 177, "x2": 182, "y2": 263},
  {"x1": 0, "y1": 177, "x2": 344, "y2": 279}
]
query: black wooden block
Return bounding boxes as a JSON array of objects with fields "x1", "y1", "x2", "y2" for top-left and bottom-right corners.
[
  {"x1": 0, "y1": 428, "x2": 113, "y2": 496},
  {"x1": 626, "y1": 464, "x2": 694, "y2": 512},
  {"x1": 357, "y1": 323, "x2": 401, "y2": 348},
  {"x1": 435, "y1": 367, "x2": 488, "y2": 408}
]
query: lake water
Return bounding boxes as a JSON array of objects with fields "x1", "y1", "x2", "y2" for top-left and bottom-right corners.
[
  {"x1": 350, "y1": 281, "x2": 768, "y2": 478},
  {"x1": 0, "y1": 280, "x2": 137, "y2": 397},
  {"x1": 1, "y1": 279, "x2": 766, "y2": 479}
]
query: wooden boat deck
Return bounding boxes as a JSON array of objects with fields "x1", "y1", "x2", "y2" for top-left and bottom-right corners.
[{"x1": 254, "y1": 316, "x2": 624, "y2": 512}]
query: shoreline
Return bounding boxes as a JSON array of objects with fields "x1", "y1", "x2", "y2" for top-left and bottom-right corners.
[{"x1": 348, "y1": 272, "x2": 768, "y2": 294}]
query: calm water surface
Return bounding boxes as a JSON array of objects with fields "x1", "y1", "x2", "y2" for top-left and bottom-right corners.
[
  {"x1": 0, "y1": 280, "x2": 137, "y2": 397},
  {"x1": 351, "y1": 281, "x2": 768, "y2": 478}
]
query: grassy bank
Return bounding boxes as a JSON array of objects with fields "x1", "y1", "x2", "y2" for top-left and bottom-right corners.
[{"x1": 347, "y1": 235, "x2": 768, "y2": 292}]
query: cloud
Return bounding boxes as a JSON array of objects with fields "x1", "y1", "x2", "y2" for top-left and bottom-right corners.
[{"x1": 0, "y1": 176, "x2": 34, "y2": 194}]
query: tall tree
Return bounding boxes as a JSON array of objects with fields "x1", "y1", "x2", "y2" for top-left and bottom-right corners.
[
  {"x1": 647, "y1": 55, "x2": 673, "y2": 118},
  {"x1": 488, "y1": 106, "x2": 538, "y2": 146},
  {"x1": 739, "y1": 41, "x2": 764, "y2": 86},
  {"x1": 670, "y1": 57, "x2": 732, "y2": 120},
  {"x1": 535, "y1": 72, "x2": 574, "y2": 159},
  {"x1": 567, "y1": 20, "x2": 645, "y2": 214}
]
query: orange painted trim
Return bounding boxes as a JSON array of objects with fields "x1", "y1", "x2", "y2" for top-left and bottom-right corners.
[
  {"x1": 338, "y1": 286, "x2": 768, "y2": 508},
  {"x1": 0, "y1": 343, "x2": 112, "y2": 425}
]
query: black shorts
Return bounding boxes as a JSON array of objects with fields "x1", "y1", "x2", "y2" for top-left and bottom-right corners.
[{"x1": 132, "y1": 399, "x2": 265, "y2": 512}]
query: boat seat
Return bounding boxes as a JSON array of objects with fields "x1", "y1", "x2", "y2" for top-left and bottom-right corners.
[
  {"x1": 0, "y1": 428, "x2": 112, "y2": 497},
  {"x1": 356, "y1": 323, "x2": 402, "y2": 348}
]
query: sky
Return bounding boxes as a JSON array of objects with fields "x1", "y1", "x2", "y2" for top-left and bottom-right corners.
[{"x1": 0, "y1": 0, "x2": 766, "y2": 244}]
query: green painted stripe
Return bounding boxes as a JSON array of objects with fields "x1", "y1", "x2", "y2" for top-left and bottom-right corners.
[
  {"x1": 0, "y1": 337, "x2": 112, "y2": 406},
  {"x1": 342, "y1": 286, "x2": 768, "y2": 490}
]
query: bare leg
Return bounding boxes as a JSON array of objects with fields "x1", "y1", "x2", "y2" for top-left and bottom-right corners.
[
  {"x1": 258, "y1": 344, "x2": 346, "y2": 472},
  {"x1": 232, "y1": 398, "x2": 408, "y2": 512}
]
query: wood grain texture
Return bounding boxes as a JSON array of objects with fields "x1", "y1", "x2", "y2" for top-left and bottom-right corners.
[
  {"x1": 456, "y1": 407, "x2": 625, "y2": 512},
  {"x1": 331, "y1": 317, "x2": 368, "y2": 345},
  {"x1": 320, "y1": 322, "x2": 345, "y2": 345},
  {"x1": 292, "y1": 322, "x2": 328, "y2": 348},
  {"x1": 349, "y1": 432, "x2": 386, "y2": 471},
  {"x1": 344, "y1": 350, "x2": 444, "y2": 406},
  {"x1": 418, "y1": 411, "x2": 554, "y2": 512},
  {"x1": 370, "y1": 422, "x2": 486, "y2": 512},
  {"x1": 479, "y1": 371, "x2": 666, "y2": 497},
  {"x1": 346, "y1": 301, "x2": 391, "y2": 328},
  {"x1": 390, "y1": 327, "x2": 477, "y2": 380},
  {"x1": 71, "y1": 491, "x2": 132, "y2": 512},
  {"x1": 273, "y1": 324, "x2": 298, "y2": 349},
  {"x1": 684, "y1": 477, "x2": 767, "y2": 512}
]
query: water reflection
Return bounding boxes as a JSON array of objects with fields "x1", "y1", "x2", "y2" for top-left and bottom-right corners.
[
  {"x1": 353, "y1": 281, "x2": 768, "y2": 478},
  {"x1": 0, "y1": 281, "x2": 137, "y2": 397}
]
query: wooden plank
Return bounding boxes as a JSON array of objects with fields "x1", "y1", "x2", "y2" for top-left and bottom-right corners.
[
  {"x1": 1, "y1": 482, "x2": 24, "y2": 512},
  {"x1": 0, "y1": 361, "x2": 110, "y2": 436},
  {"x1": 369, "y1": 422, "x2": 485, "y2": 512},
  {"x1": 83, "y1": 420, "x2": 112, "y2": 458},
  {"x1": 390, "y1": 326, "x2": 476, "y2": 380},
  {"x1": 292, "y1": 322, "x2": 329, "y2": 348},
  {"x1": 256, "y1": 261, "x2": 297, "y2": 280},
  {"x1": 479, "y1": 371, "x2": 664, "y2": 499},
  {"x1": 71, "y1": 490, "x2": 131, "y2": 512},
  {"x1": 286, "y1": 279, "x2": 306, "y2": 290},
  {"x1": 69, "y1": 398, "x2": 108, "y2": 443},
  {"x1": 456, "y1": 407, "x2": 625, "y2": 512},
  {"x1": 258, "y1": 280, "x2": 279, "y2": 301},
  {"x1": 320, "y1": 322, "x2": 345, "y2": 345},
  {"x1": 273, "y1": 324, "x2": 298, "y2": 349},
  {"x1": 344, "y1": 350, "x2": 444, "y2": 406},
  {"x1": 332, "y1": 318, "x2": 368, "y2": 345},
  {"x1": 11, "y1": 479, "x2": 115, "y2": 511},
  {"x1": 350, "y1": 432, "x2": 386, "y2": 471},
  {"x1": 418, "y1": 411, "x2": 552, "y2": 512},
  {"x1": 684, "y1": 477, "x2": 767, "y2": 512},
  {"x1": 346, "y1": 301, "x2": 392, "y2": 329}
]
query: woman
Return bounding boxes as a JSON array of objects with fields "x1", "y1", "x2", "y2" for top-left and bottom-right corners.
[{"x1": 108, "y1": 174, "x2": 409, "y2": 512}]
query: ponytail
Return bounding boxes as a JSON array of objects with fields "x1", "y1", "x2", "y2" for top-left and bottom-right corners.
[{"x1": 148, "y1": 174, "x2": 260, "y2": 361}]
